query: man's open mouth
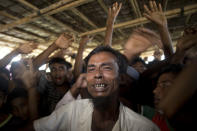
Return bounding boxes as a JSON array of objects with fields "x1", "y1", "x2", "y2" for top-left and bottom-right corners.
[{"x1": 93, "y1": 83, "x2": 108, "y2": 91}]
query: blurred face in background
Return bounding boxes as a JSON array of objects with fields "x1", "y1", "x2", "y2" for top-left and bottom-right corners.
[
  {"x1": 50, "y1": 63, "x2": 68, "y2": 86},
  {"x1": 10, "y1": 97, "x2": 29, "y2": 120},
  {"x1": 132, "y1": 61, "x2": 147, "y2": 74},
  {"x1": 153, "y1": 72, "x2": 176, "y2": 109}
]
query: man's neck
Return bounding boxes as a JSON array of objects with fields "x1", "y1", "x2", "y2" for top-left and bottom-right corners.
[
  {"x1": 93, "y1": 102, "x2": 119, "y2": 120},
  {"x1": 91, "y1": 98, "x2": 119, "y2": 131}
]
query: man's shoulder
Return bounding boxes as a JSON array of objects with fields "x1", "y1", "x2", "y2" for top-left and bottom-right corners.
[
  {"x1": 60, "y1": 99, "x2": 92, "y2": 112},
  {"x1": 65, "y1": 99, "x2": 91, "y2": 106},
  {"x1": 34, "y1": 99, "x2": 93, "y2": 131}
]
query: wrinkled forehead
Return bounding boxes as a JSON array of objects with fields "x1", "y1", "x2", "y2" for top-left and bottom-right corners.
[{"x1": 87, "y1": 51, "x2": 118, "y2": 65}]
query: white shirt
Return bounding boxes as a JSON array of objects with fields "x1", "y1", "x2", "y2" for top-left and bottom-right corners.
[
  {"x1": 34, "y1": 99, "x2": 160, "y2": 131},
  {"x1": 55, "y1": 90, "x2": 81, "y2": 110}
]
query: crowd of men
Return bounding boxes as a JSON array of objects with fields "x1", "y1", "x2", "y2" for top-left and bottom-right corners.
[{"x1": 0, "y1": 1, "x2": 197, "y2": 131}]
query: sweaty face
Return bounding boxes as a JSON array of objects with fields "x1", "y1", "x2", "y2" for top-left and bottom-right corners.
[
  {"x1": 86, "y1": 52, "x2": 119, "y2": 99},
  {"x1": 11, "y1": 97, "x2": 29, "y2": 120},
  {"x1": 153, "y1": 72, "x2": 176, "y2": 109},
  {"x1": 50, "y1": 63, "x2": 68, "y2": 86}
]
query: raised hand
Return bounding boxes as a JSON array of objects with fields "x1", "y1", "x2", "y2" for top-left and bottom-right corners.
[
  {"x1": 79, "y1": 35, "x2": 93, "y2": 46},
  {"x1": 170, "y1": 27, "x2": 197, "y2": 64},
  {"x1": 17, "y1": 42, "x2": 37, "y2": 54},
  {"x1": 55, "y1": 33, "x2": 74, "y2": 49},
  {"x1": 74, "y1": 73, "x2": 87, "y2": 89},
  {"x1": 124, "y1": 28, "x2": 162, "y2": 60},
  {"x1": 143, "y1": 1, "x2": 167, "y2": 27},
  {"x1": 70, "y1": 73, "x2": 87, "y2": 98},
  {"x1": 176, "y1": 28, "x2": 197, "y2": 52},
  {"x1": 16, "y1": 58, "x2": 37, "y2": 89},
  {"x1": 107, "y1": 2, "x2": 122, "y2": 25}
]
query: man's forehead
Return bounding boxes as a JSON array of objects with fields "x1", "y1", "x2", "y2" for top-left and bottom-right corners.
[
  {"x1": 50, "y1": 63, "x2": 67, "y2": 68},
  {"x1": 88, "y1": 52, "x2": 117, "y2": 65}
]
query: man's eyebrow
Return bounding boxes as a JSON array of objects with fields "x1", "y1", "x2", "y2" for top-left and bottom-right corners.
[
  {"x1": 101, "y1": 62, "x2": 114, "y2": 67},
  {"x1": 87, "y1": 64, "x2": 96, "y2": 68}
]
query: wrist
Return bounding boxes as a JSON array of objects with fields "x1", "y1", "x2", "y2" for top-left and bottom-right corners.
[
  {"x1": 52, "y1": 42, "x2": 59, "y2": 50},
  {"x1": 79, "y1": 43, "x2": 86, "y2": 49},
  {"x1": 157, "y1": 23, "x2": 168, "y2": 30},
  {"x1": 70, "y1": 85, "x2": 80, "y2": 98},
  {"x1": 107, "y1": 19, "x2": 115, "y2": 26}
]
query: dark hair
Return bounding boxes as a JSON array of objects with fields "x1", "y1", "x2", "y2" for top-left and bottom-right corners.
[
  {"x1": 0, "y1": 67, "x2": 10, "y2": 80},
  {"x1": 84, "y1": 46, "x2": 128, "y2": 74},
  {"x1": 49, "y1": 57, "x2": 72, "y2": 70},
  {"x1": 130, "y1": 57, "x2": 146, "y2": 67},
  {"x1": 0, "y1": 76, "x2": 9, "y2": 94},
  {"x1": 7, "y1": 87, "x2": 28, "y2": 105},
  {"x1": 156, "y1": 64, "x2": 183, "y2": 81}
]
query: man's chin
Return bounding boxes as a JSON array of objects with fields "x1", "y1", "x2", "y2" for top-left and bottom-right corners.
[{"x1": 54, "y1": 82, "x2": 64, "y2": 86}]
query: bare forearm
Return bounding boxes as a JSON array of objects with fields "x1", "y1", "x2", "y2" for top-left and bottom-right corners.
[
  {"x1": 0, "y1": 49, "x2": 20, "y2": 68},
  {"x1": 33, "y1": 43, "x2": 58, "y2": 69},
  {"x1": 158, "y1": 25, "x2": 174, "y2": 58},
  {"x1": 159, "y1": 60, "x2": 197, "y2": 118},
  {"x1": 170, "y1": 50, "x2": 185, "y2": 64},
  {"x1": 73, "y1": 45, "x2": 85, "y2": 79},
  {"x1": 70, "y1": 85, "x2": 80, "y2": 98},
  {"x1": 104, "y1": 22, "x2": 114, "y2": 47},
  {"x1": 28, "y1": 88, "x2": 39, "y2": 120}
]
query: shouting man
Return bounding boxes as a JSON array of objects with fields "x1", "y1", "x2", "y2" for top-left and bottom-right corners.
[{"x1": 33, "y1": 46, "x2": 159, "y2": 131}]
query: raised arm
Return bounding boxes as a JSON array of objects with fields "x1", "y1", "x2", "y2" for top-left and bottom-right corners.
[
  {"x1": 171, "y1": 28, "x2": 197, "y2": 64},
  {"x1": 159, "y1": 59, "x2": 197, "y2": 119},
  {"x1": 104, "y1": 2, "x2": 122, "y2": 46},
  {"x1": 144, "y1": 1, "x2": 173, "y2": 58},
  {"x1": 73, "y1": 36, "x2": 90, "y2": 79},
  {"x1": 33, "y1": 33, "x2": 73, "y2": 69},
  {"x1": 16, "y1": 58, "x2": 39, "y2": 120},
  {"x1": 124, "y1": 28, "x2": 162, "y2": 62},
  {"x1": 0, "y1": 43, "x2": 36, "y2": 68}
]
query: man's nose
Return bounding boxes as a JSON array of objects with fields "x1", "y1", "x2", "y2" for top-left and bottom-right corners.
[
  {"x1": 94, "y1": 69, "x2": 103, "y2": 79},
  {"x1": 153, "y1": 86, "x2": 161, "y2": 95}
]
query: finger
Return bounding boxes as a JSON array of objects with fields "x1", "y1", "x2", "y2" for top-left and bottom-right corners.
[
  {"x1": 81, "y1": 74, "x2": 87, "y2": 88},
  {"x1": 144, "y1": 5, "x2": 151, "y2": 14},
  {"x1": 112, "y1": 3, "x2": 116, "y2": 11},
  {"x1": 153, "y1": 1, "x2": 158, "y2": 11},
  {"x1": 81, "y1": 79, "x2": 87, "y2": 88},
  {"x1": 143, "y1": 13, "x2": 153, "y2": 21},
  {"x1": 114, "y1": 2, "x2": 118, "y2": 9},
  {"x1": 149, "y1": 1, "x2": 155, "y2": 12},
  {"x1": 76, "y1": 73, "x2": 86, "y2": 84},
  {"x1": 117, "y1": 3, "x2": 122, "y2": 13},
  {"x1": 158, "y1": 3, "x2": 163, "y2": 12},
  {"x1": 108, "y1": 7, "x2": 112, "y2": 16}
]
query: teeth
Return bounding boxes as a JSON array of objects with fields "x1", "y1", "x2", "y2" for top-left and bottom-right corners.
[{"x1": 95, "y1": 84, "x2": 105, "y2": 88}]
